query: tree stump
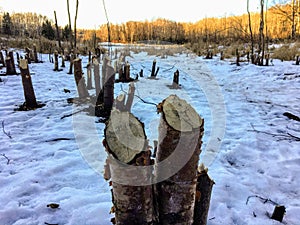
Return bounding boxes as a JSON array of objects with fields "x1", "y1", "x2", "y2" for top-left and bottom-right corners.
[
  {"x1": 151, "y1": 59, "x2": 157, "y2": 77},
  {"x1": 33, "y1": 44, "x2": 39, "y2": 63},
  {"x1": 19, "y1": 59, "x2": 38, "y2": 109},
  {"x1": 124, "y1": 61, "x2": 130, "y2": 81},
  {"x1": 0, "y1": 51, "x2": 5, "y2": 67},
  {"x1": 68, "y1": 51, "x2": 75, "y2": 74},
  {"x1": 93, "y1": 57, "x2": 102, "y2": 104},
  {"x1": 172, "y1": 69, "x2": 179, "y2": 88},
  {"x1": 103, "y1": 110, "x2": 156, "y2": 225},
  {"x1": 296, "y1": 55, "x2": 299, "y2": 65},
  {"x1": 87, "y1": 63, "x2": 93, "y2": 89},
  {"x1": 155, "y1": 95, "x2": 204, "y2": 225},
  {"x1": 193, "y1": 164, "x2": 214, "y2": 225},
  {"x1": 103, "y1": 63, "x2": 115, "y2": 113},
  {"x1": 236, "y1": 49, "x2": 240, "y2": 66},
  {"x1": 73, "y1": 58, "x2": 89, "y2": 99},
  {"x1": 6, "y1": 51, "x2": 17, "y2": 75},
  {"x1": 54, "y1": 51, "x2": 59, "y2": 71}
]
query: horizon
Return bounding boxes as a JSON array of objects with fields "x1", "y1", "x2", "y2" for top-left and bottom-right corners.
[{"x1": 1, "y1": 0, "x2": 262, "y2": 29}]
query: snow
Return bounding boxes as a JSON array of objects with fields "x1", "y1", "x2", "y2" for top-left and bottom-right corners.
[{"x1": 0, "y1": 46, "x2": 299, "y2": 225}]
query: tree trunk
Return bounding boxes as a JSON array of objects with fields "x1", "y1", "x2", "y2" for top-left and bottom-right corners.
[
  {"x1": 103, "y1": 110, "x2": 156, "y2": 224},
  {"x1": 54, "y1": 11, "x2": 62, "y2": 50},
  {"x1": 54, "y1": 50, "x2": 59, "y2": 71},
  {"x1": 93, "y1": 58, "x2": 102, "y2": 104},
  {"x1": 193, "y1": 165, "x2": 214, "y2": 225},
  {"x1": 33, "y1": 44, "x2": 39, "y2": 63},
  {"x1": 19, "y1": 59, "x2": 38, "y2": 109},
  {"x1": 0, "y1": 51, "x2": 5, "y2": 67},
  {"x1": 6, "y1": 51, "x2": 16, "y2": 75},
  {"x1": 172, "y1": 69, "x2": 179, "y2": 88},
  {"x1": 74, "y1": 0, "x2": 79, "y2": 48},
  {"x1": 73, "y1": 58, "x2": 89, "y2": 98},
  {"x1": 151, "y1": 59, "x2": 156, "y2": 77},
  {"x1": 66, "y1": 0, "x2": 73, "y2": 49},
  {"x1": 87, "y1": 63, "x2": 92, "y2": 89},
  {"x1": 103, "y1": 63, "x2": 115, "y2": 112},
  {"x1": 68, "y1": 51, "x2": 74, "y2": 74},
  {"x1": 155, "y1": 95, "x2": 204, "y2": 225}
]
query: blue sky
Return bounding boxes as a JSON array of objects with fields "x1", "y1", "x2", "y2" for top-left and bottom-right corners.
[{"x1": 1, "y1": 0, "x2": 261, "y2": 28}]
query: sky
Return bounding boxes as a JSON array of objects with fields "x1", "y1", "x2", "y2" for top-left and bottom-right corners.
[{"x1": 0, "y1": 0, "x2": 261, "y2": 29}]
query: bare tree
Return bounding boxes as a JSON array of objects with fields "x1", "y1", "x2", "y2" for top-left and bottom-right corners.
[
  {"x1": 247, "y1": 0, "x2": 255, "y2": 63},
  {"x1": 74, "y1": 0, "x2": 79, "y2": 48},
  {"x1": 259, "y1": 0, "x2": 265, "y2": 66},
  {"x1": 66, "y1": 0, "x2": 73, "y2": 49}
]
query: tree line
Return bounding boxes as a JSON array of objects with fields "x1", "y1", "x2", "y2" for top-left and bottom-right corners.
[{"x1": 0, "y1": 1, "x2": 299, "y2": 49}]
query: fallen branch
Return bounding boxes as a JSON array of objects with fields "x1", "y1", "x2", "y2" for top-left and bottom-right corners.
[
  {"x1": 60, "y1": 108, "x2": 86, "y2": 119},
  {"x1": 45, "y1": 138, "x2": 74, "y2": 142},
  {"x1": 249, "y1": 123, "x2": 300, "y2": 141},
  {"x1": 2, "y1": 120, "x2": 12, "y2": 139},
  {"x1": 283, "y1": 112, "x2": 300, "y2": 122},
  {"x1": 0, "y1": 153, "x2": 10, "y2": 165},
  {"x1": 162, "y1": 63, "x2": 176, "y2": 72},
  {"x1": 246, "y1": 195, "x2": 278, "y2": 205}
]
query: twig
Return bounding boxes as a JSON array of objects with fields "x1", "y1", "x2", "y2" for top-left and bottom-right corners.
[
  {"x1": 246, "y1": 195, "x2": 279, "y2": 205},
  {"x1": 162, "y1": 64, "x2": 176, "y2": 72},
  {"x1": 120, "y1": 84, "x2": 157, "y2": 107},
  {"x1": 2, "y1": 120, "x2": 12, "y2": 139},
  {"x1": 60, "y1": 108, "x2": 86, "y2": 119},
  {"x1": 1, "y1": 153, "x2": 10, "y2": 165},
  {"x1": 249, "y1": 123, "x2": 300, "y2": 141}
]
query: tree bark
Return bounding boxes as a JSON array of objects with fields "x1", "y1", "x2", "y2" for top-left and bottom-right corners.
[
  {"x1": 193, "y1": 165, "x2": 214, "y2": 225},
  {"x1": 19, "y1": 59, "x2": 38, "y2": 109},
  {"x1": 54, "y1": 11, "x2": 62, "y2": 50},
  {"x1": 155, "y1": 95, "x2": 204, "y2": 225},
  {"x1": 173, "y1": 69, "x2": 179, "y2": 88},
  {"x1": 6, "y1": 51, "x2": 16, "y2": 75},
  {"x1": 74, "y1": 0, "x2": 79, "y2": 48},
  {"x1": 73, "y1": 58, "x2": 89, "y2": 98},
  {"x1": 103, "y1": 63, "x2": 115, "y2": 112},
  {"x1": 151, "y1": 59, "x2": 156, "y2": 77},
  {"x1": 66, "y1": 0, "x2": 73, "y2": 49},
  {"x1": 54, "y1": 50, "x2": 59, "y2": 71},
  {"x1": 93, "y1": 57, "x2": 102, "y2": 104},
  {"x1": 103, "y1": 110, "x2": 156, "y2": 225}
]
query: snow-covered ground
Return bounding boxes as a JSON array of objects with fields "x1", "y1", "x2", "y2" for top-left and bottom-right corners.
[{"x1": 0, "y1": 46, "x2": 299, "y2": 225}]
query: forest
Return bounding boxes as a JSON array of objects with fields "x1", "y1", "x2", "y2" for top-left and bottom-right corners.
[{"x1": 0, "y1": 0, "x2": 299, "y2": 56}]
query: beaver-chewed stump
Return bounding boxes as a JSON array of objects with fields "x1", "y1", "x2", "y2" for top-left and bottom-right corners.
[
  {"x1": 155, "y1": 94, "x2": 204, "y2": 225},
  {"x1": 103, "y1": 109, "x2": 157, "y2": 225}
]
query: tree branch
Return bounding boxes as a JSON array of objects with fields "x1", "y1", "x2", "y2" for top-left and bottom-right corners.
[
  {"x1": 2, "y1": 120, "x2": 12, "y2": 139},
  {"x1": 0, "y1": 153, "x2": 10, "y2": 165}
]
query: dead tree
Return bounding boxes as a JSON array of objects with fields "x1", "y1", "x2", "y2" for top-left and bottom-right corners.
[
  {"x1": 73, "y1": 58, "x2": 89, "y2": 99},
  {"x1": 155, "y1": 95, "x2": 204, "y2": 225},
  {"x1": 19, "y1": 59, "x2": 38, "y2": 109},
  {"x1": 54, "y1": 11, "x2": 62, "y2": 50},
  {"x1": 73, "y1": 0, "x2": 79, "y2": 48},
  {"x1": 103, "y1": 110, "x2": 156, "y2": 224},
  {"x1": 124, "y1": 61, "x2": 130, "y2": 81}
]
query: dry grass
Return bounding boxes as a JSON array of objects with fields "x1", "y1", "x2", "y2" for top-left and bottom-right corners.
[{"x1": 271, "y1": 42, "x2": 300, "y2": 61}]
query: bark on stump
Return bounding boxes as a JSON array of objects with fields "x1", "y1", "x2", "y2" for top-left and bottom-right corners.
[
  {"x1": 6, "y1": 51, "x2": 17, "y2": 75},
  {"x1": 73, "y1": 58, "x2": 89, "y2": 99},
  {"x1": 103, "y1": 63, "x2": 115, "y2": 112},
  {"x1": 104, "y1": 110, "x2": 156, "y2": 225},
  {"x1": 93, "y1": 58, "x2": 102, "y2": 104},
  {"x1": 54, "y1": 51, "x2": 59, "y2": 71},
  {"x1": 155, "y1": 94, "x2": 204, "y2": 225},
  {"x1": 172, "y1": 70, "x2": 179, "y2": 88},
  {"x1": 87, "y1": 63, "x2": 93, "y2": 89},
  {"x1": 151, "y1": 59, "x2": 156, "y2": 77},
  {"x1": 193, "y1": 165, "x2": 214, "y2": 225},
  {"x1": 19, "y1": 59, "x2": 38, "y2": 109},
  {"x1": 0, "y1": 51, "x2": 5, "y2": 66}
]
